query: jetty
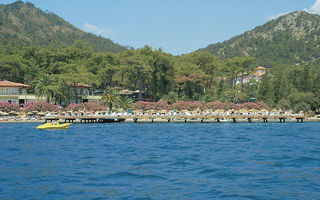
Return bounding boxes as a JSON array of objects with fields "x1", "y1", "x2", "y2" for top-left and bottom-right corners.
[{"x1": 43, "y1": 115, "x2": 305, "y2": 123}]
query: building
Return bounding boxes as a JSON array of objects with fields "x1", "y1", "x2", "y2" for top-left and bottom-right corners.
[
  {"x1": 73, "y1": 83, "x2": 102, "y2": 103},
  {"x1": 0, "y1": 80, "x2": 102, "y2": 105},
  {"x1": 234, "y1": 66, "x2": 268, "y2": 85},
  {"x1": 0, "y1": 80, "x2": 32, "y2": 105}
]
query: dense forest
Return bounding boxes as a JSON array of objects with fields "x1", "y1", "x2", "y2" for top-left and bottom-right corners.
[
  {"x1": 1, "y1": 43, "x2": 320, "y2": 113},
  {"x1": 198, "y1": 11, "x2": 320, "y2": 67},
  {"x1": 0, "y1": 1, "x2": 320, "y2": 113}
]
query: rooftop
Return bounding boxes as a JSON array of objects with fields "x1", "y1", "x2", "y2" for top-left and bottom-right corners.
[
  {"x1": 257, "y1": 66, "x2": 268, "y2": 70},
  {"x1": 0, "y1": 80, "x2": 31, "y2": 88}
]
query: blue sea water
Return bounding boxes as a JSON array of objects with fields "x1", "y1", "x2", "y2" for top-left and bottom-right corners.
[{"x1": 0, "y1": 122, "x2": 319, "y2": 200}]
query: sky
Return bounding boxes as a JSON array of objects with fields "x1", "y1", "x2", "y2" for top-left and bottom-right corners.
[{"x1": 2, "y1": 0, "x2": 320, "y2": 55}]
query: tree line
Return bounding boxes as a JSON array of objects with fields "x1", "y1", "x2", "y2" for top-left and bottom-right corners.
[{"x1": 0, "y1": 43, "x2": 319, "y2": 113}]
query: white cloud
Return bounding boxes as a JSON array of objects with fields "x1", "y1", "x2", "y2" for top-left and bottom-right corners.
[
  {"x1": 306, "y1": 0, "x2": 320, "y2": 14},
  {"x1": 266, "y1": 0, "x2": 320, "y2": 21},
  {"x1": 82, "y1": 23, "x2": 112, "y2": 37},
  {"x1": 266, "y1": 12, "x2": 288, "y2": 21}
]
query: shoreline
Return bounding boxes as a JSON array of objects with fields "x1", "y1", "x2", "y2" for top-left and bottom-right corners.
[{"x1": 1, "y1": 118, "x2": 319, "y2": 123}]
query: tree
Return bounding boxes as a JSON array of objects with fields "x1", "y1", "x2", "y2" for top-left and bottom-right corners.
[
  {"x1": 119, "y1": 96, "x2": 134, "y2": 111},
  {"x1": 161, "y1": 91, "x2": 180, "y2": 104},
  {"x1": 34, "y1": 75, "x2": 59, "y2": 103},
  {"x1": 188, "y1": 52, "x2": 222, "y2": 90},
  {"x1": 150, "y1": 49, "x2": 175, "y2": 100},
  {"x1": 121, "y1": 51, "x2": 152, "y2": 101},
  {"x1": 102, "y1": 88, "x2": 120, "y2": 111},
  {"x1": 258, "y1": 73, "x2": 275, "y2": 106}
]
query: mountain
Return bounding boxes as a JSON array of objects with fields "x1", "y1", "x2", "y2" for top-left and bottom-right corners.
[
  {"x1": 198, "y1": 11, "x2": 320, "y2": 67},
  {"x1": 0, "y1": 1, "x2": 127, "y2": 53}
]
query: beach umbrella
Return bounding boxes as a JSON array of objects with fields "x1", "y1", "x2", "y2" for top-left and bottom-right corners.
[
  {"x1": 248, "y1": 109, "x2": 258, "y2": 113},
  {"x1": 238, "y1": 109, "x2": 248, "y2": 115},
  {"x1": 147, "y1": 109, "x2": 156, "y2": 114},
  {"x1": 192, "y1": 109, "x2": 201, "y2": 115},
  {"x1": 9, "y1": 111, "x2": 18, "y2": 116},
  {"x1": 159, "y1": 109, "x2": 167, "y2": 114},
  {"x1": 116, "y1": 108, "x2": 124, "y2": 113},
  {"x1": 181, "y1": 109, "x2": 190, "y2": 114},
  {"x1": 26, "y1": 112, "x2": 33, "y2": 116},
  {"x1": 132, "y1": 110, "x2": 143, "y2": 114},
  {"x1": 226, "y1": 109, "x2": 234, "y2": 113},
  {"x1": 202, "y1": 109, "x2": 213, "y2": 114},
  {"x1": 215, "y1": 109, "x2": 225, "y2": 114},
  {"x1": 167, "y1": 110, "x2": 176, "y2": 115},
  {"x1": 37, "y1": 112, "x2": 46, "y2": 116}
]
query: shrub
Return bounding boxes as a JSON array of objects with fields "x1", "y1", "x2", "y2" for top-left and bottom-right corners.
[
  {"x1": 66, "y1": 102, "x2": 106, "y2": 112},
  {"x1": 23, "y1": 102, "x2": 62, "y2": 112},
  {"x1": 0, "y1": 102, "x2": 20, "y2": 112}
]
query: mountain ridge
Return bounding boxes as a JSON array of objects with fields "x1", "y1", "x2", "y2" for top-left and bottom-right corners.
[
  {"x1": 0, "y1": 1, "x2": 127, "y2": 53},
  {"x1": 198, "y1": 11, "x2": 320, "y2": 67}
]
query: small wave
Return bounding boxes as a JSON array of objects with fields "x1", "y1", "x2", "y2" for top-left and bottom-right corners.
[
  {"x1": 169, "y1": 160, "x2": 190, "y2": 166},
  {"x1": 198, "y1": 168, "x2": 218, "y2": 175},
  {"x1": 104, "y1": 172, "x2": 167, "y2": 180},
  {"x1": 211, "y1": 171, "x2": 254, "y2": 179},
  {"x1": 234, "y1": 136, "x2": 252, "y2": 142},
  {"x1": 289, "y1": 156, "x2": 320, "y2": 163},
  {"x1": 203, "y1": 188, "x2": 223, "y2": 195}
]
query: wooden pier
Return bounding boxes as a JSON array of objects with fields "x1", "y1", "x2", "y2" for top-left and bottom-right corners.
[{"x1": 43, "y1": 115, "x2": 305, "y2": 123}]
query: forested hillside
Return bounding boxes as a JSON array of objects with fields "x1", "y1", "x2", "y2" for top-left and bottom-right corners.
[
  {"x1": 198, "y1": 11, "x2": 320, "y2": 67},
  {"x1": 0, "y1": 1, "x2": 320, "y2": 113},
  {"x1": 0, "y1": 1, "x2": 127, "y2": 52}
]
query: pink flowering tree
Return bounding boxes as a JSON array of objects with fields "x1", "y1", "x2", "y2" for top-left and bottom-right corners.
[
  {"x1": 171, "y1": 101, "x2": 189, "y2": 111},
  {"x1": 132, "y1": 101, "x2": 148, "y2": 111},
  {"x1": 257, "y1": 101, "x2": 269, "y2": 110},
  {"x1": 23, "y1": 102, "x2": 62, "y2": 112},
  {"x1": 239, "y1": 102, "x2": 261, "y2": 110},
  {"x1": 171, "y1": 101, "x2": 202, "y2": 111},
  {"x1": 145, "y1": 102, "x2": 156, "y2": 110},
  {"x1": 0, "y1": 102, "x2": 20, "y2": 112},
  {"x1": 131, "y1": 100, "x2": 270, "y2": 112},
  {"x1": 66, "y1": 102, "x2": 106, "y2": 112},
  {"x1": 154, "y1": 100, "x2": 171, "y2": 110}
]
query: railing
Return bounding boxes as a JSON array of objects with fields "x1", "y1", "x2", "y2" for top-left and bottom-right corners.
[{"x1": 0, "y1": 92, "x2": 20, "y2": 96}]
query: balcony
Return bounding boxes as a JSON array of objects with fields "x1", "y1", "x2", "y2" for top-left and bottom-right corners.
[{"x1": 0, "y1": 92, "x2": 20, "y2": 96}]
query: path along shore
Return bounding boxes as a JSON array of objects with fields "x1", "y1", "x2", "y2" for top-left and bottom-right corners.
[{"x1": 0, "y1": 116, "x2": 318, "y2": 123}]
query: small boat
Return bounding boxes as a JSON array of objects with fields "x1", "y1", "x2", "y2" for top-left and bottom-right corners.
[{"x1": 37, "y1": 122, "x2": 72, "y2": 130}]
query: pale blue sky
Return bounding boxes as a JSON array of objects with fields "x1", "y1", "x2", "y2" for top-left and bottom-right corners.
[{"x1": 2, "y1": 0, "x2": 320, "y2": 55}]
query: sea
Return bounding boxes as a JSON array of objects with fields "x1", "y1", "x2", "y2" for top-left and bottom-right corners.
[{"x1": 0, "y1": 122, "x2": 319, "y2": 200}]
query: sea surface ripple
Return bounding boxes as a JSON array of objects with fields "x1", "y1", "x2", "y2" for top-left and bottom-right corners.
[{"x1": 0, "y1": 122, "x2": 320, "y2": 199}]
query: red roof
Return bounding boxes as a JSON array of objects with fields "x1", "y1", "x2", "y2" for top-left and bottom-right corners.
[
  {"x1": 75, "y1": 83, "x2": 91, "y2": 88},
  {"x1": 0, "y1": 80, "x2": 31, "y2": 88},
  {"x1": 257, "y1": 66, "x2": 268, "y2": 70}
]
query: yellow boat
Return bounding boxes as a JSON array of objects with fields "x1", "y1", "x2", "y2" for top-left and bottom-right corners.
[{"x1": 37, "y1": 122, "x2": 72, "y2": 130}]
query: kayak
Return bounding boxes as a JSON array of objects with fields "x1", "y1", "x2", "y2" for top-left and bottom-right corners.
[{"x1": 37, "y1": 122, "x2": 72, "y2": 130}]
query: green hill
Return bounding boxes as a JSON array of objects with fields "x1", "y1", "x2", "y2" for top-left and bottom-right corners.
[
  {"x1": 198, "y1": 11, "x2": 320, "y2": 67},
  {"x1": 0, "y1": 1, "x2": 127, "y2": 53}
]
